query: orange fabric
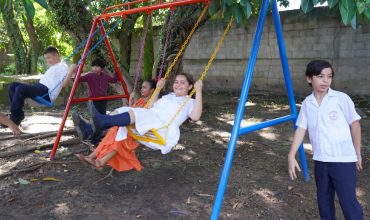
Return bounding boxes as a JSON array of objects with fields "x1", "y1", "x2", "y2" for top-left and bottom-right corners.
[
  {"x1": 96, "y1": 126, "x2": 142, "y2": 172},
  {"x1": 132, "y1": 97, "x2": 147, "y2": 108}
]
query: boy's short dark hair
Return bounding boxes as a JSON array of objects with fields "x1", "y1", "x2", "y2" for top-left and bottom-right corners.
[
  {"x1": 305, "y1": 60, "x2": 334, "y2": 78},
  {"x1": 305, "y1": 60, "x2": 334, "y2": 86},
  {"x1": 92, "y1": 57, "x2": 106, "y2": 68},
  {"x1": 43, "y1": 46, "x2": 60, "y2": 55}
]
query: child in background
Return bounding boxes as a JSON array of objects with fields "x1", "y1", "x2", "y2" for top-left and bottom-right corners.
[
  {"x1": 78, "y1": 57, "x2": 117, "y2": 115},
  {"x1": 288, "y1": 60, "x2": 363, "y2": 219},
  {"x1": 7, "y1": 46, "x2": 70, "y2": 125},
  {"x1": 75, "y1": 73, "x2": 203, "y2": 171}
]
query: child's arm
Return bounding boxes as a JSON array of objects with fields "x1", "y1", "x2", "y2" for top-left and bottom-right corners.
[
  {"x1": 0, "y1": 114, "x2": 21, "y2": 136},
  {"x1": 62, "y1": 64, "x2": 77, "y2": 88},
  {"x1": 103, "y1": 67, "x2": 118, "y2": 84},
  {"x1": 146, "y1": 79, "x2": 165, "y2": 108},
  {"x1": 128, "y1": 91, "x2": 136, "y2": 107},
  {"x1": 350, "y1": 120, "x2": 362, "y2": 171},
  {"x1": 288, "y1": 127, "x2": 306, "y2": 180},
  {"x1": 190, "y1": 80, "x2": 203, "y2": 121}
]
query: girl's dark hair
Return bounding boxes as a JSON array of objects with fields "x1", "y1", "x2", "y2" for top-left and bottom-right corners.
[
  {"x1": 176, "y1": 73, "x2": 194, "y2": 85},
  {"x1": 144, "y1": 79, "x2": 156, "y2": 90},
  {"x1": 92, "y1": 57, "x2": 107, "y2": 68},
  {"x1": 43, "y1": 46, "x2": 59, "y2": 55},
  {"x1": 305, "y1": 59, "x2": 334, "y2": 80}
]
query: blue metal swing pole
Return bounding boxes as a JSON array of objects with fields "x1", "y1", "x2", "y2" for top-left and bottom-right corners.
[
  {"x1": 271, "y1": 0, "x2": 309, "y2": 181},
  {"x1": 210, "y1": 0, "x2": 270, "y2": 218}
]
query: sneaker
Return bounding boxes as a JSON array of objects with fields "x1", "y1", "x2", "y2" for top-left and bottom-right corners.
[
  {"x1": 72, "y1": 111, "x2": 92, "y2": 140},
  {"x1": 88, "y1": 101, "x2": 102, "y2": 135}
]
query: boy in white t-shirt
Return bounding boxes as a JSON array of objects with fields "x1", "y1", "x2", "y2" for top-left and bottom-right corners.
[
  {"x1": 288, "y1": 60, "x2": 363, "y2": 219},
  {"x1": 7, "y1": 46, "x2": 71, "y2": 125}
]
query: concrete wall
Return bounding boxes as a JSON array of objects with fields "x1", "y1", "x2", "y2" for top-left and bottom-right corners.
[{"x1": 130, "y1": 7, "x2": 370, "y2": 96}]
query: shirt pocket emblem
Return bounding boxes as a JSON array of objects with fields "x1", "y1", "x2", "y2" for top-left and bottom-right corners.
[{"x1": 328, "y1": 111, "x2": 338, "y2": 120}]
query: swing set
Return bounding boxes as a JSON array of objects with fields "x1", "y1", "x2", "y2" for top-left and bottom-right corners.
[{"x1": 48, "y1": 0, "x2": 310, "y2": 218}]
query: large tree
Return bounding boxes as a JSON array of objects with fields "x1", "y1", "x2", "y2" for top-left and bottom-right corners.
[{"x1": 0, "y1": 1, "x2": 27, "y2": 75}]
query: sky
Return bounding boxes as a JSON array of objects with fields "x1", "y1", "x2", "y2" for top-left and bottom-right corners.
[{"x1": 278, "y1": 0, "x2": 328, "y2": 11}]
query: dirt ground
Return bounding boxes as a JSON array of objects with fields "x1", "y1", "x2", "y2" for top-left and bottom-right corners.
[{"x1": 0, "y1": 92, "x2": 369, "y2": 220}]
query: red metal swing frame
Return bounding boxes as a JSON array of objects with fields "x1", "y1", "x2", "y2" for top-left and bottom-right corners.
[{"x1": 50, "y1": 0, "x2": 209, "y2": 160}]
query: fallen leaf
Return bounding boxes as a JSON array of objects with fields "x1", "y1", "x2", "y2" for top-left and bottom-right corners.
[
  {"x1": 294, "y1": 192, "x2": 306, "y2": 198},
  {"x1": 30, "y1": 178, "x2": 40, "y2": 182},
  {"x1": 34, "y1": 150, "x2": 41, "y2": 154},
  {"x1": 7, "y1": 197, "x2": 16, "y2": 202},
  {"x1": 18, "y1": 178, "x2": 30, "y2": 185},
  {"x1": 42, "y1": 177, "x2": 61, "y2": 181}
]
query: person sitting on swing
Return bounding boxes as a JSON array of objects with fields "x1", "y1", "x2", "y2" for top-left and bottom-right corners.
[
  {"x1": 7, "y1": 46, "x2": 72, "y2": 125},
  {"x1": 72, "y1": 79, "x2": 157, "y2": 143},
  {"x1": 75, "y1": 73, "x2": 203, "y2": 171}
]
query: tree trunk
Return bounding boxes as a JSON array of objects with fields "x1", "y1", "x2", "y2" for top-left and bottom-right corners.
[
  {"x1": 47, "y1": 0, "x2": 93, "y2": 46},
  {"x1": 47, "y1": 0, "x2": 136, "y2": 91},
  {"x1": 0, "y1": 1, "x2": 27, "y2": 75},
  {"x1": 24, "y1": 14, "x2": 42, "y2": 74},
  {"x1": 143, "y1": 14, "x2": 154, "y2": 80},
  {"x1": 116, "y1": 15, "x2": 138, "y2": 74}
]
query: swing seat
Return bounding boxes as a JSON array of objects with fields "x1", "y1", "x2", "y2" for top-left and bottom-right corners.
[
  {"x1": 26, "y1": 96, "x2": 54, "y2": 108},
  {"x1": 126, "y1": 125, "x2": 166, "y2": 146}
]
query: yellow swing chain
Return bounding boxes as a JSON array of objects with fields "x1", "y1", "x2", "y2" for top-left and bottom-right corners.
[
  {"x1": 144, "y1": 5, "x2": 209, "y2": 109},
  {"x1": 163, "y1": 17, "x2": 234, "y2": 129}
]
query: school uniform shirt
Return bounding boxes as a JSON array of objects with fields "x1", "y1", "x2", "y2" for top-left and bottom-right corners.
[
  {"x1": 296, "y1": 88, "x2": 361, "y2": 162},
  {"x1": 115, "y1": 93, "x2": 195, "y2": 154},
  {"x1": 79, "y1": 72, "x2": 118, "y2": 97},
  {"x1": 39, "y1": 61, "x2": 69, "y2": 101}
]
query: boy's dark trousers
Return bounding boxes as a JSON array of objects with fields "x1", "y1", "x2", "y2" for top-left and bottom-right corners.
[
  {"x1": 8, "y1": 82, "x2": 50, "y2": 124},
  {"x1": 314, "y1": 161, "x2": 363, "y2": 220},
  {"x1": 93, "y1": 100, "x2": 107, "y2": 115}
]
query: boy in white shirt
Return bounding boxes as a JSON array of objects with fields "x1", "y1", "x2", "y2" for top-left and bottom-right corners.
[
  {"x1": 8, "y1": 46, "x2": 71, "y2": 125},
  {"x1": 288, "y1": 60, "x2": 363, "y2": 219}
]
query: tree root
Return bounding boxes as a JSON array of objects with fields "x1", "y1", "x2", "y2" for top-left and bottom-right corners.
[
  {"x1": 0, "y1": 148, "x2": 87, "y2": 178},
  {"x1": 0, "y1": 129, "x2": 75, "y2": 142},
  {"x1": 0, "y1": 138, "x2": 81, "y2": 158},
  {"x1": 92, "y1": 168, "x2": 115, "y2": 185}
]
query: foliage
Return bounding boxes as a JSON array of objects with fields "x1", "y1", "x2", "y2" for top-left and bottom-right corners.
[
  {"x1": 33, "y1": 6, "x2": 73, "y2": 58},
  {"x1": 209, "y1": 0, "x2": 288, "y2": 23},
  {"x1": 0, "y1": 63, "x2": 16, "y2": 75},
  {"x1": 0, "y1": 16, "x2": 9, "y2": 51},
  {"x1": 300, "y1": 0, "x2": 370, "y2": 27},
  {"x1": 210, "y1": 0, "x2": 370, "y2": 27}
]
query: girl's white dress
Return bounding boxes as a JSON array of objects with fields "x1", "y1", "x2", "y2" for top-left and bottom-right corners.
[{"x1": 115, "y1": 93, "x2": 195, "y2": 154}]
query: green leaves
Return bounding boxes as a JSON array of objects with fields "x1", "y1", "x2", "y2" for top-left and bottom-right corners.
[
  {"x1": 328, "y1": 0, "x2": 339, "y2": 8},
  {"x1": 300, "y1": 0, "x2": 314, "y2": 13},
  {"x1": 208, "y1": 0, "x2": 253, "y2": 23},
  {"x1": 357, "y1": 0, "x2": 370, "y2": 20},
  {"x1": 209, "y1": 0, "x2": 221, "y2": 15},
  {"x1": 23, "y1": 0, "x2": 35, "y2": 19},
  {"x1": 21, "y1": 0, "x2": 48, "y2": 19},
  {"x1": 34, "y1": 0, "x2": 48, "y2": 10},
  {"x1": 0, "y1": 0, "x2": 12, "y2": 12},
  {"x1": 340, "y1": 0, "x2": 356, "y2": 25}
]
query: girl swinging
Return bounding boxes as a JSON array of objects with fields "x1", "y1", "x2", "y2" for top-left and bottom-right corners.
[{"x1": 75, "y1": 73, "x2": 203, "y2": 171}]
